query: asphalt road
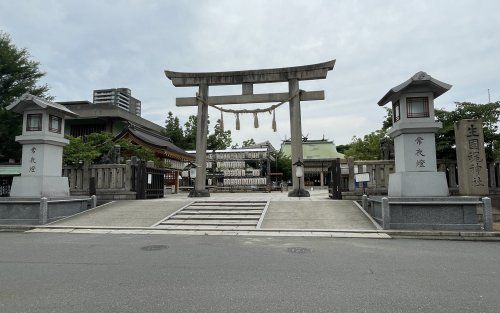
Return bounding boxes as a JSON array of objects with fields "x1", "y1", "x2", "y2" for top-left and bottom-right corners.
[{"x1": 0, "y1": 233, "x2": 499, "y2": 313}]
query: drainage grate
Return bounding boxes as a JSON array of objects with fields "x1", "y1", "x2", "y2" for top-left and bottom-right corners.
[
  {"x1": 287, "y1": 247, "x2": 312, "y2": 254},
  {"x1": 141, "y1": 245, "x2": 169, "y2": 251}
]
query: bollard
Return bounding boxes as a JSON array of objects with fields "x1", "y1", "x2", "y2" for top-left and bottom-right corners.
[
  {"x1": 39, "y1": 197, "x2": 48, "y2": 225},
  {"x1": 381, "y1": 197, "x2": 390, "y2": 230},
  {"x1": 362, "y1": 194, "x2": 368, "y2": 210},
  {"x1": 91, "y1": 195, "x2": 97, "y2": 208},
  {"x1": 482, "y1": 197, "x2": 493, "y2": 231}
]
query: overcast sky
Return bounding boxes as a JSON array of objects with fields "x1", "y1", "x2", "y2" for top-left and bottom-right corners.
[{"x1": 1, "y1": 0, "x2": 499, "y2": 148}]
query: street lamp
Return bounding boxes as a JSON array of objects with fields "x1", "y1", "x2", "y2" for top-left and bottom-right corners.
[{"x1": 293, "y1": 159, "x2": 305, "y2": 198}]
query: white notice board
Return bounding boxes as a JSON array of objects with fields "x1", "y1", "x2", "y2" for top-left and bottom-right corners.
[{"x1": 354, "y1": 172, "x2": 370, "y2": 183}]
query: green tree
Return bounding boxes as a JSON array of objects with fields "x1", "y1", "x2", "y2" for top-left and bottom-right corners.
[
  {"x1": 207, "y1": 119, "x2": 232, "y2": 150},
  {"x1": 163, "y1": 111, "x2": 185, "y2": 148},
  {"x1": 343, "y1": 130, "x2": 387, "y2": 160},
  {"x1": 335, "y1": 144, "x2": 350, "y2": 154},
  {"x1": 340, "y1": 108, "x2": 393, "y2": 160},
  {"x1": 0, "y1": 31, "x2": 51, "y2": 162},
  {"x1": 381, "y1": 107, "x2": 393, "y2": 132},
  {"x1": 183, "y1": 115, "x2": 198, "y2": 150},
  {"x1": 63, "y1": 132, "x2": 166, "y2": 167},
  {"x1": 242, "y1": 138, "x2": 256, "y2": 147},
  {"x1": 435, "y1": 101, "x2": 500, "y2": 160},
  {"x1": 271, "y1": 150, "x2": 292, "y2": 181}
]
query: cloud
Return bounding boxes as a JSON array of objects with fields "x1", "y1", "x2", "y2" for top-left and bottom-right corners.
[{"x1": 1, "y1": 0, "x2": 499, "y2": 148}]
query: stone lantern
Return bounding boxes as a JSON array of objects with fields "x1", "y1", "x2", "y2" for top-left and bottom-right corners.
[
  {"x1": 378, "y1": 72, "x2": 451, "y2": 197},
  {"x1": 6, "y1": 94, "x2": 78, "y2": 198}
]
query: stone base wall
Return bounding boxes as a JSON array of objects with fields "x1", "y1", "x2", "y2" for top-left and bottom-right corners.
[
  {"x1": 70, "y1": 190, "x2": 136, "y2": 201},
  {"x1": 0, "y1": 197, "x2": 92, "y2": 225},
  {"x1": 366, "y1": 196, "x2": 482, "y2": 230}
]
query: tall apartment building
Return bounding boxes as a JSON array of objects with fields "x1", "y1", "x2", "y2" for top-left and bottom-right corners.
[{"x1": 93, "y1": 88, "x2": 141, "y2": 116}]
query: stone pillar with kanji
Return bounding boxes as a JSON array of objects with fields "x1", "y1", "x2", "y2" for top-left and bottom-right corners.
[
  {"x1": 6, "y1": 94, "x2": 78, "y2": 198},
  {"x1": 454, "y1": 119, "x2": 488, "y2": 195},
  {"x1": 377, "y1": 72, "x2": 452, "y2": 197}
]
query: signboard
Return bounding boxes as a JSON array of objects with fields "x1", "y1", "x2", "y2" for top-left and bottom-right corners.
[
  {"x1": 354, "y1": 172, "x2": 370, "y2": 183},
  {"x1": 147, "y1": 173, "x2": 152, "y2": 184}
]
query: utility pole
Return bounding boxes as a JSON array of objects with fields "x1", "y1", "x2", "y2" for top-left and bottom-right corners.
[{"x1": 488, "y1": 89, "x2": 491, "y2": 103}]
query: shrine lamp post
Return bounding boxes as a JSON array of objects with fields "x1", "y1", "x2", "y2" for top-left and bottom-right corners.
[
  {"x1": 6, "y1": 94, "x2": 78, "y2": 198},
  {"x1": 183, "y1": 161, "x2": 197, "y2": 187},
  {"x1": 377, "y1": 72, "x2": 451, "y2": 197},
  {"x1": 293, "y1": 159, "x2": 305, "y2": 197}
]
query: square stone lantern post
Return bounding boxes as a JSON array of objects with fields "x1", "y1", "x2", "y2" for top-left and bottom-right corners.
[
  {"x1": 378, "y1": 72, "x2": 451, "y2": 197},
  {"x1": 6, "y1": 94, "x2": 78, "y2": 198}
]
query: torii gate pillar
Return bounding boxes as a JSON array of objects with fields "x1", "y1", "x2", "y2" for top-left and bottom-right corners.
[
  {"x1": 288, "y1": 79, "x2": 309, "y2": 197},
  {"x1": 191, "y1": 83, "x2": 210, "y2": 197}
]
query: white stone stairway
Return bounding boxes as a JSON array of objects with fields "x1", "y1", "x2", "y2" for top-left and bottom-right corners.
[{"x1": 154, "y1": 200, "x2": 269, "y2": 230}]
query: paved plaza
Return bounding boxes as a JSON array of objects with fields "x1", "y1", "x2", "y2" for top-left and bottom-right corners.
[{"x1": 49, "y1": 190, "x2": 376, "y2": 231}]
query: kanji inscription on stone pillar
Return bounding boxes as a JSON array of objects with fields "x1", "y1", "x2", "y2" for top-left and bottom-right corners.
[{"x1": 454, "y1": 119, "x2": 489, "y2": 195}]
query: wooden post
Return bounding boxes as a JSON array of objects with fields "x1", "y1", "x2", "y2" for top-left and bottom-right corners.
[
  {"x1": 266, "y1": 154, "x2": 271, "y2": 188},
  {"x1": 449, "y1": 162, "x2": 458, "y2": 188},
  {"x1": 488, "y1": 163, "x2": 496, "y2": 188},
  {"x1": 175, "y1": 170, "x2": 180, "y2": 194},
  {"x1": 191, "y1": 83, "x2": 210, "y2": 197},
  {"x1": 347, "y1": 158, "x2": 355, "y2": 191},
  {"x1": 288, "y1": 78, "x2": 309, "y2": 197},
  {"x1": 496, "y1": 161, "x2": 500, "y2": 190}
]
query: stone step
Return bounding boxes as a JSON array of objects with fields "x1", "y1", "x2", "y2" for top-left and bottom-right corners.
[
  {"x1": 171, "y1": 214, "x2": 260, "y2": 220},
  {"x1": 161, "y1": 219, "x2": 257, "y2": 226},
  {"x1": 155, "y1": 225, "x2": 257, "y2": 230},
  {"x1": 184, "y1": 206, "x2": 264, "y2": 211},
  {"x1": 190, "y1": 203, "x2": 265, "y2": 207},
  {"x1": 181, "y1": 210, "x2": 263, "y2": 215},
  {"x1": 193, "y1": 201, "x2": 267, "y2": 204}
]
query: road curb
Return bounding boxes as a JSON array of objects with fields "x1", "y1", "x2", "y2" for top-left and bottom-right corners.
[
  {"x1": 0, "y1": 225, "x2": 35, "y2": 232},
  {"x1": 17, "y1": 225, "x2": 500, "y2": 241}
]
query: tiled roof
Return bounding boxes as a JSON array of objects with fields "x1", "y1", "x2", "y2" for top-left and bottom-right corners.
[
  {"x1": 115, "y1": 124, "x2": 192, "y2": 160},
  {"x1": 281, "y1": 140, "x2": 344, "y2": 160}
]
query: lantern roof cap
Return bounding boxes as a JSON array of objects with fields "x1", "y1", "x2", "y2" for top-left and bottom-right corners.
[
  {"x1": 378, "y1": 71, "x2": 452, "y2": 106},
  {"x1": 6, "y1": 93, "x2": 78, "y2": 117}
]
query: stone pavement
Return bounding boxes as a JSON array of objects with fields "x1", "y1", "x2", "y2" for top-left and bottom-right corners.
[
  {"x1": 51, "y1": 200, "x2": 189, "y2": 227},
  {"x1": 49, "y1": 190, "x2": 376, "y2": 231},
  {"x1": 24, "y1": 190, "x2": 500, "y2": 240},
  {"x1": 261, "y1": 200, "x2": 376, "y2": 230}
]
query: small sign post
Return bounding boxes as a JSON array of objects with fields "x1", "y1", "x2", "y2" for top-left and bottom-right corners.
[{"x1": 355, "y1": 172, "x2": 370, "y2": 195}]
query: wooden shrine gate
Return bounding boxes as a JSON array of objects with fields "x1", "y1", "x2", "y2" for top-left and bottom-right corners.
[
  {"x1": 328, "y1": 158, "x2": 347, "y2": 199},
  {"x1": 164, "y1": 60, "x2": 336, "y2": 198}
]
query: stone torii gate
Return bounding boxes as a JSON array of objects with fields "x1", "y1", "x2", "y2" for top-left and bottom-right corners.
[{"x1": 164, "y1": 59, "x2": 335, "y2": 197}]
